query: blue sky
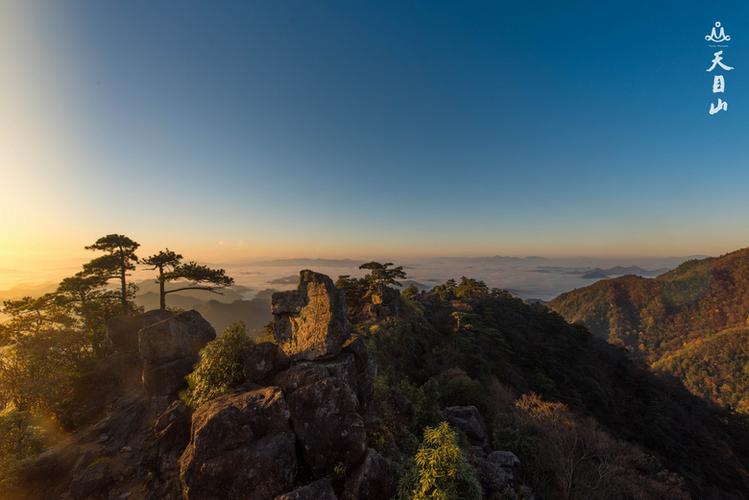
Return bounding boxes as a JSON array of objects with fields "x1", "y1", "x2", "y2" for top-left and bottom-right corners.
[{"x1": 1, "y1": 0, "x2": 748, "y2": 273}]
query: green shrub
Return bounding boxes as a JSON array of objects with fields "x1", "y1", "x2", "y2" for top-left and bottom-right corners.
[
  {"x1": 0, "y1": 330, "x2": 91, "y2": 426},
  {"x1": 398, "y1": 421, "x2": 481, "y2": 500},
  {"x1": 433, "y1": 369, "x2": 489, "y2": 415},
  {"x1": 182, "y1": 322, "x2": 254, "y2": 408},
  {"x1": 368, "y1": 375, "x2": 431, "y2": 456},
  {"x1": 0, "y1": 406, "x2": 46, "y2": 490}
]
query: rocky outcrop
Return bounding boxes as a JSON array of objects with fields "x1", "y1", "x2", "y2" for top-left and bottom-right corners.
[
  {"x1": 341, "y1": 336, "x2": 375, "y2": 408},
  {"x1": 445, "y1": 405, "x2": 521, "y2": 496},
  {"x1": 142, "y1": 357, "x2": 194, "y2": 398},
  {"x1": 106, "y1": 309, "x2": 172, "y2": 353},
  {"x1": 153, "y1": 400, "x2": 191, "y2": 451},
  {"x1": 287, "y1": 377, "x2": 366, "y2": 476},
  {"x1": 342, "y1": 448, "x2": 396, "y2": 500},
  {"x1": 172, "y1": 270, "x2": 378, "y2": 499},
  {"x1": 445, "y1": 405, "x2": 489, "y2": 448},
  {"x1": 138, "y1": 310, "x2": 215, "y2": 364},
  {"x1": 104, "y1": 309, "x2": 216, "y2": 399},
  {"x1": 179, "y1": 386, "x2": 297, "y2": 499},
  {"x1": 471, "y1": 449, "x2": 520, "y2": 495},
  {"x1": 18, "y1": 272, "x2": 388, "y2": 500},
  {"x1": 244, "y1": 341, "x2": 289, "y2": 383},
  {"x1": 138, "y1": 310, "x2": 215, "y2": 397},
  {"x1": 272, "y1": 270, "x2": 351, "y2": 361},
  {"x1": 16, "y1": 397, "x2": 157, "y2": 500},
  {"x1": 274, "y1": 478, "x2": 337, "y2": 500},
  {"x1": 98, "y1": 311, "x2": 176, "y2": 404},
  {"x1": 273, "y1": 342, "x2": 371, "y2": 411},
  {"x1": 362, "y1": 283, "x2": 401, "y2": 319}
]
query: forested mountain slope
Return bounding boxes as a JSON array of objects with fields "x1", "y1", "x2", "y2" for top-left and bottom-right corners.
[
  {"x1": 346, "y1": 276, "x2": 749, "y2": 498},
  {"x1": 550, "y1": 247, "x2": 749, "y2": 360},
  {"x1": 549, "y1": 247, "x2": 749, "y2": 415},
  {"x1": 653, "y1": 326, "x2": 749, "y2": 414}
]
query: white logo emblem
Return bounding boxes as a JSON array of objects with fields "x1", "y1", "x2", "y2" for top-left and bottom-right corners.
[{"x1": 705, "y1": 21, "x2": 731, "y2": 43}]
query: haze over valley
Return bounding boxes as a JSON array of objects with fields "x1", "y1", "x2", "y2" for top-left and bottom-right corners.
[{"x1": 0, "y1": 254, "x2": 694, "y2": 304}]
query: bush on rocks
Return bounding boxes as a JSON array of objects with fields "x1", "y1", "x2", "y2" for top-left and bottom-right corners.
[{"x1": 182, "y1": 322, "x2": 254, "y2": 408}]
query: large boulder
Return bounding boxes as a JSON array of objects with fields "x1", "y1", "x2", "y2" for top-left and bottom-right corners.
[
  {"x1": 101, "y1": 311, "x2": 178, "y2": 402},
  {"x1": 138, "y1": 310, "x2": 215, "y2": 365},
  {"x1": 472, "y1": 450, "x2": 520, "y2": 494},
  {"x1": 106, "y1": 309, "x2": 172, "y2": 353},
  {"x1": 180, "y1": 386, "x2": 296, "y2": 499},
  {"x1": 342, "y1": 448, "x2": 396, "y2": 500},
  {"x1": 286, "y1": 377, "x2": 366, "y2": 476},
  {"x1": 272, "y1": 362, "x2": 329, "y2": 394},
  {"x1": 444, "y1": 405, "x2": 489, "y2": 447},
  {"x1": 138, "y1": 310, "x2": 216, "y2": 397},
  {"x1": 142, "y1": 357, "x2": 196, "y2": 398},
  {"x1": 277, "y1": 346, "x2": 372, "y2": 411},
  {"x1": 272, "y1": 270, "x2": 351, "y2": 361},
  {"x1": 342, "y1": 336, "x2": 375, "y2": 408},
  {"x1": 244, "y1": 342, "x2": 289, "y2": 383},
  {"x1": 272, "y1": 349, "x2": 364, "y2": 402},
  {"x1": 274, "y1": 478, "x2": 337, "y2": 500}
]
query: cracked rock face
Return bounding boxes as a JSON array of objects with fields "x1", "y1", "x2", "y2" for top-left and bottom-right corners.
[
  {"x1": 138, "y1": 310, "x2": 216, "y2": 366},
  {"x1": 444, "y1": 405, "x2": 489, "y2": 447},
  {"x1": 137, "y1": 310, "x2": 216, "y2": 398},
  {"x1": 342, "y1": 448, "x2": 396, "y2": 500},
  {"x1": 272, "y1": 270, "x2": 351, "y2": 361},
  {"x1": 286, "y1": 377, "x2": 366, "y2": 477},
  {"x1": 179, "y1": 386, "x2": 296, "y2": 500},
  {"x1": 106, "y1": 310, "x2": 216, "y2": 398}
]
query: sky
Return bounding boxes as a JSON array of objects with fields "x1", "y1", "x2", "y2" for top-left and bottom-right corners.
[{"x1": 1, "y1": 1, "x2": 748, "y2": 286}]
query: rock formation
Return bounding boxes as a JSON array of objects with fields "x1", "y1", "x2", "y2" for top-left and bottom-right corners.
[
  {"x1": 102, "y1": 309, "x2": 216, "y2": 399},
  {"x1": 445, "y1": 405, "x2": 521, "y2": 495},
  {"x1": 444, "y1": 405, "x2": 489, "y2": 448},
  {"x1": 179, "y1": 387, "x2": 297, "y2": 499},
  {"x1": 12, "y1": 270, "x2": 519, "y2": 499},
  {"x1": 470, "y1": 449, "x2": 520, "y2": 495},
  {"x1": 106, "y1": 309, "x2": 172, "y2": 353},
  {"x1": 341, "y1": 448, "x2": 396, "y2": 500},
  {"x1": 138, "y1": 310, "x2": 216, "y2": 397},
  {"x1": 286, "y1": 377, "x2": 366, "y2": 476},
  {"x1": 272, "y1": 270, "x2": 351, "y2": 360},
  {"x1": 175, "y1": 269, "x2": 389, "y2": 499}
]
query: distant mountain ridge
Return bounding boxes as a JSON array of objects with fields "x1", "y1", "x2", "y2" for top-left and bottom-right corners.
[
  {"x1": 550, "y1": 247, "x2": 749, "y2": 412},
  {"x1": 250, "y1": 258, "x2": 363, "y2": 267},
  {"x1": 0, "y1": 282, "x2": 57, "y2": 301},
  {"x1": 551, "y1": 248, "x2": 749, "y2": 358},
  {"x1": 131, "y1": 281, "x2": 274, "y2": 336}
]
